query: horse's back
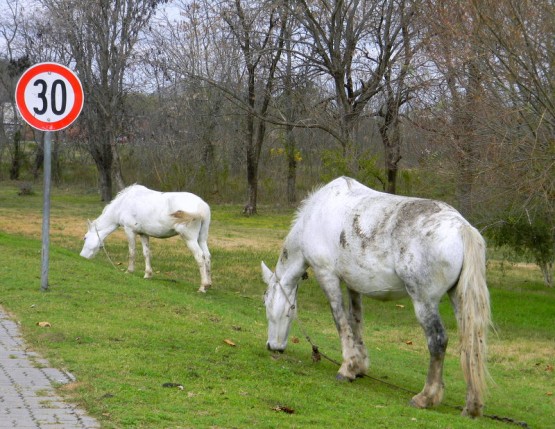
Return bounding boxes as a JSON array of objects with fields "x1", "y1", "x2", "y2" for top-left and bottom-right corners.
[
  {"x1": 294, "y1": 177, "x2": 468, "y2": 298},
  {"x1": 114, "y1": 185, "x2": 210, "y2": 237},
  {"x1": 119, "y1": 185, "x2": 209, "y2": 215}
]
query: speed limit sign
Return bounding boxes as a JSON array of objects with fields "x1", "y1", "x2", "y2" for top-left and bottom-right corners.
[
  {"x1": 15, "y1": 62, "x2": 84, "y2": 131},
  {"x1": 15, "y1": 62, "x2": 84, "y2": 291}
]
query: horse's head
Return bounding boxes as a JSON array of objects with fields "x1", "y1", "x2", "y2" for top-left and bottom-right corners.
[
  {"x1": 80, "y1": 220, "x2": 103, "y2": 259},
  {"x1": 261, "y1": 261, "x2": 297, "y2": 353}
]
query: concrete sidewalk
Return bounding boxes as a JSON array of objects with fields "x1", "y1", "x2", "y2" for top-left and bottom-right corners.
[{"x1": 0, "y1": 307, "x2": 100, "y2": 428}]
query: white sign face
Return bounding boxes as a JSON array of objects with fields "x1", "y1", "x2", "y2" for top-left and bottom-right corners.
[{"x1": 15, "y1": 62, "x2": 84, "y2": 131}]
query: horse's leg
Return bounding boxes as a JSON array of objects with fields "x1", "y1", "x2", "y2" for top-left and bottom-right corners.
[
  {"x1": 123, "y1": 227, "x2": 136, "y2": 274},
  {"x1": 410, "y1": 300, "x2": 448, "y2": 409},
  {"x1": 198, "y1": 239, "x2": 212, "y2": 288},
  {"x1": 315, "y1": 271, "x2": 366, "y2": 380},
  {"x1": 139, "y1": 234, "x2": 153, "y2": 278},
  {"x1": 347, "y1": 288, "x2": 369, "y2": 376},
  {"x1": 182, "y1": 237, "x2": 211, "y2": 293}
]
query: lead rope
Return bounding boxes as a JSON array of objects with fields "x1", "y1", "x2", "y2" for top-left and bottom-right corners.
[
  {"x1": 274, "y1": 278, "x2": 529, "y2": 428},
  {"x1": 94, "y1": 224, "x2": 119, "y2": 270}
]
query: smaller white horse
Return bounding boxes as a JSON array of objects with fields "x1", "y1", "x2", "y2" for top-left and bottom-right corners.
[{"x1": 80, "y1": 184, "x2": 212, "y2": 293}]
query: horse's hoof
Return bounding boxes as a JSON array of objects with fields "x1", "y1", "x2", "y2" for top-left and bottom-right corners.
[
  {"x1": 461, "y1": 406, "x2": 482, "y2": 418},
  {"x1": 198, "y1": 284, "x2": 211, "y2": 293},
  {"x1": 335, "y1": 373, "x2": 354, "y2": 382},
  {"x1": 409, "y1": 398, "x2": 422, "y2": 409}
]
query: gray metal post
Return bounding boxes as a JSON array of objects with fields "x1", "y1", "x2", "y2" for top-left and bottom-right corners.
[{"x1": 40, "y1": 131, "x2": 52, "y2": 291}]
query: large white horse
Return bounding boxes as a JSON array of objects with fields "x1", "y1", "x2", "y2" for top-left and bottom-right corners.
[
  {"x1": 262, "y1": 177, "x2": 491, "y2": 417},
  {"x1": 80, "y1": 184, "x2": 212, "y2": 293}
]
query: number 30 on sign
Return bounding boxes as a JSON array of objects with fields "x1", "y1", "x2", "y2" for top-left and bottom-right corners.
[{"x1": 16, "y1": 62, "x2": 84, "y2": 131}]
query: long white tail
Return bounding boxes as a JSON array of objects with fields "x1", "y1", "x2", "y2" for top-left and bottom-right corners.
[{"x1": 456, "y1": 225, "x2": 491, "y2": 417}]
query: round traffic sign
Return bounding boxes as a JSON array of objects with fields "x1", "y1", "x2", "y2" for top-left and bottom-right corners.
[{"x1": 15, "y1": 62, "x2": 84, "y2": 131}]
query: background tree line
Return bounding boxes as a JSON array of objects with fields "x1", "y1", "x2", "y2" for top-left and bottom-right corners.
[{"x1": 0, "y1": 0, "x2": 553, "y2": 285}]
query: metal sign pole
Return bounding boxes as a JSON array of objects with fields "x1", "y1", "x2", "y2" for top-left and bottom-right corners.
[
  {"x1": 40, "y1": 131, "x2": 52, "y2": 291},
  {"x1": 15, "y1": 62, "x2": 83, "y2": 291}
]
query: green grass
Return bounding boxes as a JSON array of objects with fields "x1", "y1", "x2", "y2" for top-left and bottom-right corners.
[{"x1": 0, "y1": 183, "x2": 554, "y2": 428}]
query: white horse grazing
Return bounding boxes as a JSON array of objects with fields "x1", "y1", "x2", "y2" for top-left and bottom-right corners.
[
  {"x1": 262, "y1": 177, "x2": 491, "y2": 417},
  {"x1": 80, "y1": 184, "x2": 212, "y2": 293}
]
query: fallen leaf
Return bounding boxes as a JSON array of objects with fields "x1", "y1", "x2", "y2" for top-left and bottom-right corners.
[
  {"x1": 311, "y1": 345, "x2": 321, "y2": 362},
  {"x1": 405, "y1": 340, "x2": 413, "y2": 345},
  {"x1": 291, "y1": 336, "x2": 300, "y2": 344},
  {"x1": 546, "y1": 392, "x2": 553, "y2": 397},
  {"x1": 36, "y1": 321, "x2": 51, "y2": 328},
  {"x1": 545, "y1": 365, "x2": 553, "y2": 372},
  {"x1": 223, "y1": 339, "x2": 236, "y2": 347},
  {"x1": 273, "y1": 405, "x2": 295, "y2": 414},
  {"x1": 162, "y1": 382, "x2": 184, "y2": 389},
  {"x1": 396, "y1": 304, "x2": 405, "y2": 309}
]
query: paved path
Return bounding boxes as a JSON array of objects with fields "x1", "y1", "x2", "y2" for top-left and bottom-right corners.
[{"x1": 0, "y1": 308, "x2": 100, "y2": 428}]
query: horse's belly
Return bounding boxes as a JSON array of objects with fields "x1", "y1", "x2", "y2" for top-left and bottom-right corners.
[{"x1": 341, "y1": 268, "x2": 407, "y2": 301}]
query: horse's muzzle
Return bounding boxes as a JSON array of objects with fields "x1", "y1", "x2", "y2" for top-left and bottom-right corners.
[
  {"x1": 79, "y1": 249, "x2": 95, "y2": 259},
  {"x1": 266, "y1": 341, "x2": 285, "y2": 353}
]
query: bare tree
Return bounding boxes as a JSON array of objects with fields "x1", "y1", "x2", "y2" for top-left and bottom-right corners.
[
  {"x1": 0, "y1": 0, "x2": 27, "y2": 180},
  {"x1": 221, "y1": 0, "x2": 288, "y2": 214},
  {"x1": 475, "y1": 0, "x2": 554, "y2": 285},
  {"x1": 42, "y1": 0, "x2": 163, "y2": 201},
  {"x1": 376, "y1": 0, "x2": 417, "y2": 194},
  {"x1": 417, "y1": 1, "x2": 491, "y2": 217},
  {"x1": 292, "y1": 0, "x2": 418, "y2": 192}
]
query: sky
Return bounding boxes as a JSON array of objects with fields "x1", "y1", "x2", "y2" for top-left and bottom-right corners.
[{"x1": 0, "y1": 0, "x2": 182, "y2": 56}]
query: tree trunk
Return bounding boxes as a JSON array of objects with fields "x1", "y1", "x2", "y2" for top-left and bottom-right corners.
[
  {"x1": 286, "y1": 131, "x2": 297, "y2": 204},
  {"x1": 284, "y1": 31, "x2": 297, "y2": 204},
  {"x1": 244, "y1": 152, "x2": 258, "y2": 215},
  {"x1": 111, "y1": 138, "x2": 125, "y2": 192},
  {"x1": 33, "y1": 131, "x2": 45, "y2": 181},
  {"x1": 96, "y1": 158, "x2": 113, "y2": 202},
  {"x1": 9, "y1": 129, "x2": 22, "y2": 180},
  {"x1": 379, "y1": 97, "x2": 402, "y2": 194},
  {"x1": 90, "y1": 127, "x2": 114, "y2": 202},
  {"x1": 455, "y1": 60, "x2": 482, "y2": 219},
  {"x1": 243, "y1": 65, "x2": 258, "y2": 216}
]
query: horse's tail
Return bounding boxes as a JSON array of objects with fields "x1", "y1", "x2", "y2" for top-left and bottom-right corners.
[
  {"x1": 455, "y1": 224, "x2": 491, "y2": 417},
  {"x1": 198, "y1": 202, "x2": 211, "y2": 247}
]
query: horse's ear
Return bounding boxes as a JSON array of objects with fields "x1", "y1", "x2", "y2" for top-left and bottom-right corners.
[{"x1": 261, "y1": 261, "x2": 273, "y2": 284}]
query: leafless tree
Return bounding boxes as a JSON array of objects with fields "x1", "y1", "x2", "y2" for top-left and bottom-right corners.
[
  {"x1": 0, "y1": 0, "x2": 27, "y2": 180},
  {"x1": 41, "y1": 0, "x2": 163, "y2": 201},
  {"x1": 291, "y1": 0, "x2": 419, "y2": 193},
  {"x1": 221, "y1": 0, "x2": 289, "y2": 214}
]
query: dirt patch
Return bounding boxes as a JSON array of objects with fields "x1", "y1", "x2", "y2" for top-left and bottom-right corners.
[
  {"x1": 489, "y1": 339, "x2": 555, "y2": 370},
  {"x1": 0, "y1": 210, "x2": 284, "y2": 253},
  {"x1": 489, "y1": 260, "x2": 539, "y2": 270}
]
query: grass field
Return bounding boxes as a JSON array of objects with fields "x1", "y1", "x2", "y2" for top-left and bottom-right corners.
[{"x1": 0, "y1": 183, "x2": 554, "y2": 429}]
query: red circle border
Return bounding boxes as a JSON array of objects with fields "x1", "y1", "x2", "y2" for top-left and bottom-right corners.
[{"x1": 15, "y1": 62, "x2": 84, "y2": 131}]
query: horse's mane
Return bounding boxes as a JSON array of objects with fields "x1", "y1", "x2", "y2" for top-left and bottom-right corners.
[
  {"x1": 291, "y1": 182, "x2": 325, "y2": 227},
  {"x1": 292, "y1": 177, "x2": 356, "y2": 227},
  {"x1": 98, "y1": 184, "x2": 142, "y2": 216}
]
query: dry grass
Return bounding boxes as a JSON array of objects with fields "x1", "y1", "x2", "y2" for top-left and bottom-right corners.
[
  {"x1": 0, "y1": 208, "x2": 284, "y2": 254},
  {"x1": 489, "y1": 338, "x2": 555, "y2": 370}
]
